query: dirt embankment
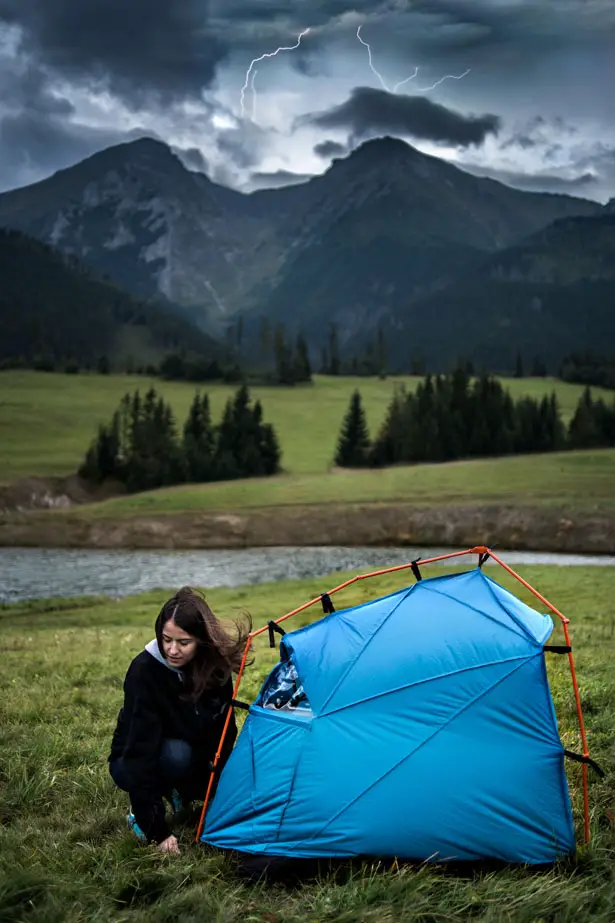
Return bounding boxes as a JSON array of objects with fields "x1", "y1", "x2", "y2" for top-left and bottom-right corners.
[
  {"x1": 0, "y1": 475, "x2": 121, "y2": 515},
  {"x1": 1, "y1": 502, "x2": 614, "y2": 553}
]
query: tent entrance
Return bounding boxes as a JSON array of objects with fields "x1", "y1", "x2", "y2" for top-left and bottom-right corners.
[{"x1": 257, "y1": 658, "x2": 313, "y2": 718}]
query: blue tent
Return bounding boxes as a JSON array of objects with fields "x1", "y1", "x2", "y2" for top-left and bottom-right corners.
[{"x1": 201, "y1": 568, "x2": 576, "y2": 864}]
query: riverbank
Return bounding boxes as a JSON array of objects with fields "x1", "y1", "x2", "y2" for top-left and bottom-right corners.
[{"x1": 2, "y1": 499, "x2": 615, "y2": 552}]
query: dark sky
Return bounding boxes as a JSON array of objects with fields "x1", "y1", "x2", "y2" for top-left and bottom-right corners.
[{"x1": 0, "y1": 0, "x2": 614, "y2": 201}]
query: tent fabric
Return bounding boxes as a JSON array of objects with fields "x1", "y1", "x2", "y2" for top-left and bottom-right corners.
[{"x1": 201, "y1": 569, "x2": 575, "y2": 864}]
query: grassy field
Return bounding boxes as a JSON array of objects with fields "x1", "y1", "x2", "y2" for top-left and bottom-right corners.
[
  {"x1": 71, "y1": 449, "x2": 615, "y2": 519},
  {"x1": 1, "y1": 563, "x2": 613, "y2": 922},
  {"x1": 1, "y1": 370, "x2": 613, "y2": 484}
]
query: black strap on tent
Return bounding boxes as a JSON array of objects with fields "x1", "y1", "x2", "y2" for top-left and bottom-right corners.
[
  {"x1": 267, "y1": 620, "x2": 286, "y2": 648},
  {"x1": 411, "y1": 559, "x2": 422, "y2": 582},
  {"x1": 543, "y1": 645, "x2": 572, "y2": 654},
  {"x1": 563, "y1": 750, "x2": 605, "y2": 778},
  {"x1": 321, "y1": 593, "x2": 335, "y2": 614},
  {"x1": 478, "y1": 551, "x2": 491, "y2": 568},
  {"x1": 231, "y1": 699, "x2": 251, "y2": 711}
]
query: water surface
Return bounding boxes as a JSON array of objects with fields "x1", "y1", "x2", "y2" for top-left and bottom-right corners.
[{"x1": 2, "y1": 546, "x2": 614, "y2": 604}]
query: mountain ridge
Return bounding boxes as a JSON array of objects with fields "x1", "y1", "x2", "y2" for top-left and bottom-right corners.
[{"x1": 0, "y1": 135, "x2": 608, "y2": 367}]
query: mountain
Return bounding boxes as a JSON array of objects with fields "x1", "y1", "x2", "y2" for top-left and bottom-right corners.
[
  {"x1": 0, "y1": 138, "x2": 273, "y2": 325},
  {"x1": 242, "y1": 138, "x2": 602, "y2": 344},
  {"x1": 390, "y1": 212, "x2": 615, "y2": 371},
  {"x1": 0, "y1": 228, "x2": 226, "y2": 370},
  {"x1": 0, "y1": 135, "x2": 605, "y2": 365}
]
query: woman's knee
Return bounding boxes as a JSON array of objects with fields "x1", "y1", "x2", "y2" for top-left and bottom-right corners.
[{"x1": 159, "y1": 738, "x2": 192, "y2": 777}]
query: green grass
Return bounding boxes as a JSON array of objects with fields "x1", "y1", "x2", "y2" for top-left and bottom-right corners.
[
  {"x1": 1, "y1": 370, "x2": 612, "y2": 484},
  {"x1": 68, "y1": 448, "x2": 615, "y2": 519},
  {"x1": 0, "y1": 563, "x2": 613, "y2": 922}
]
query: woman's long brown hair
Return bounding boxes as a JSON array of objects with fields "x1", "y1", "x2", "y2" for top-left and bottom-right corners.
[{"x1": 155, "y1": 587, "x2": 252, "y2": 701}]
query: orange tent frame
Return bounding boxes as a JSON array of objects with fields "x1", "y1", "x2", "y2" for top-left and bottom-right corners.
[{"x1": 195, "y1": 546, "x2": 593, "y2": 845}]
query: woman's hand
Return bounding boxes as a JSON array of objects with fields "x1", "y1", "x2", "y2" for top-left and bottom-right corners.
[{"x1": 157, "y1": 835, "x2": 180, "y2": 855}]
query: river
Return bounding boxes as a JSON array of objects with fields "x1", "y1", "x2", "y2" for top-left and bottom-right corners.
[{"x1": 2, "y1": 545, "x2": 614, "y2": 604}]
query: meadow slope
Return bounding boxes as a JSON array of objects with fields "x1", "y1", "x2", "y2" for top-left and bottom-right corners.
[
  {"x1": 2, "y1": 372, "x2": 614, "y2": 552},
  {"x1": 1, "y1": 370, "x2": 612, "y2": 483}
]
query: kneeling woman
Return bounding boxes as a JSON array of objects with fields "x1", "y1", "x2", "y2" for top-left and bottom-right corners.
[{"x1": 109, "y1": 587, "x2": 250, "y2": 854}]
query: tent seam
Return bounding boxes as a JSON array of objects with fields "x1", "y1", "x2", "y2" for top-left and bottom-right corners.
[
  {"x1": 321, "y1": 652, "x2": 533, "y2": 717},
  {"x1": 317, "y1": 584, "x2": 418, "y2": 714},
  {"x1": 418, "y1": 576, "x2": 532, "y2": 643},
  {"x1": 480, "y1": 572, "x2": 547, "y2": 644}
]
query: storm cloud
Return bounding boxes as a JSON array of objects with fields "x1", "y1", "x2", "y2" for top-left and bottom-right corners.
[
  {"x1": 0, "y1": 1, "x2": 228, "y2": 107},
  {"x1": 0, "y1": 1, "x2": 614, "y2": 198},
  {"x1": 303, "y1": 86, "x2": 500, "y2": 147},
  {"x1": 314, "y1": 140, "x2": 348, "y2": 158},
  {"x1": 248, "y1": 169, "x2": 314, "y2": 190}
]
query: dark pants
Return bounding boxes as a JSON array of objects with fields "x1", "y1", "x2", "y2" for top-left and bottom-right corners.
[{"x1": 110, "y1": 738, "x2": 193, "y2": 796}]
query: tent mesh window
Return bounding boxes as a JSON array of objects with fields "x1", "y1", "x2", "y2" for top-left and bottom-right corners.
[{"x1": 257, "y1": 658, "x2": 313, "y2": 718}]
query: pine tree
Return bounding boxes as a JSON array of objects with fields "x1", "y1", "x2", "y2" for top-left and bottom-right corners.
[
  {"x1": 376, "y1": 323, "x2": 387, "y2": 378},
  {"x1": 274, "y1": 324, "x2": 294, "y2": 384},
  {"x1": 294, "y1": 332, "x2": 312, "y2": 383},
  {"x1": 258, "y1": 316, "x2": 271, "y2": 367},
  {"x1": 328, "y1": 323, "x2": 340, "y2": 376},
  {"x1": 335, "y1": 390, "x2": 371, "y2": 467},
  {"x1": 183, "y1": 392, "x2": 215, "y2": 481},
  {"x1": 214, "y1": 398, "x2": 241, "y2": 480},
  {"x1": 531, "y1": 355, "x2": 547, "y2": 377},
  {"x1": 514, "y1": 349, "x2": 524, "y2": 379},
  {"x1": 319, "y1": 345, "x2": 329, "y2": 375},
  {"x1": 369, "y1": 385, "x2": 406, "y2": 466},
  {"x1": 258, "y1": 417, "x2": 282, "y2": 475},
  {"x1": 568, "y1": 387, "x2": 602, "y2": 448},
  {"x1": 79, "y1": 384, "x2": 283, "y2": 491}
]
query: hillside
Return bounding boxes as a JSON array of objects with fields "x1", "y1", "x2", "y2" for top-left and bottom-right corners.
[
  {"x1": 0, "y1": 229, "x2": 226, "y2": 369},
  {"x1": 390, "y1": 213, "x2": 615, "y2": 370},
  {"x1": 0, "y1": 136, "x2": 602, "y2": 353}
]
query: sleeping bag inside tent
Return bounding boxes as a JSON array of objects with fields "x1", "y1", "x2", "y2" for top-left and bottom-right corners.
[{"x1": 199, "y1": 560, "x2": 592, "y2": 866}]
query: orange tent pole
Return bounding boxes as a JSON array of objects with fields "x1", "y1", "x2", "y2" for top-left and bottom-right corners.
[
  {"x1": 195, "y1": 545, "x2": 593, "y2": 845},
  {"x1": 487, "y1": 551, "x2": 592, "y2": 844},
  {"x1": 195, "y1": 636, "x2": 254, "y2": 842}
]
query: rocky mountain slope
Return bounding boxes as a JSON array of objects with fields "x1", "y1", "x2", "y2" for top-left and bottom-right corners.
[{"x1": 0, "y1": 139, "x2": 272, "y2": 324}]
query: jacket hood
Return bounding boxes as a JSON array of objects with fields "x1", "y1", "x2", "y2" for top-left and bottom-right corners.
[{"x1": 145, "y1": 638, "x2": 183, "y2": 676}]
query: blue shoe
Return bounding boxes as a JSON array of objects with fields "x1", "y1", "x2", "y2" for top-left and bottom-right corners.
[{"x1": 127, "y1": 811, "x2": 146, "y2": 840}]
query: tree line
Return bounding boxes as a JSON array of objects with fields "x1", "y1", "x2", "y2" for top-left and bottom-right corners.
[
  {"x1": 559, "y1": 352, "x2": 615, "y2": 391},
  {"x1": 80, "y1": 384, "x2": 281, "y2": 492},
  {"x1": 334, "y1": 371, "x2": 615, "y2": 468}
]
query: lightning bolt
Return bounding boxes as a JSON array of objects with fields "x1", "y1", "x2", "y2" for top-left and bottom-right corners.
[
  {"x1": 250, "y1": 68, "x2": 258, "y2": 122},
  {"x1": 393, "y1": 68, "x2": 419, "y2": 93},
  {"x1": 356, "y1": 25, "x2": 470, "y2": 96},
  {"x1": 356, "y1": 25, "x2": 390, "y2": 92},
  {"x1": 415, "y1": 70, "x2": 471, "y2": 92},
  {"x1": 240, "y1": 29, "x2": 311, "y2": 121}
]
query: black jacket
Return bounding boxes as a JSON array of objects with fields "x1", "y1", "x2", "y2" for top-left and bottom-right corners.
[{"x1": 109, "y1": 649, "x2": 237, "y2": 844}]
